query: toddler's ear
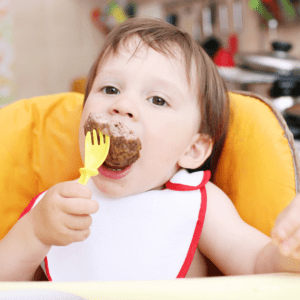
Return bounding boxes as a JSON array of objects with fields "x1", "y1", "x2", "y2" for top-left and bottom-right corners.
[{"x1": 178, "y1": 134, "x2": 213, "y2": 169}]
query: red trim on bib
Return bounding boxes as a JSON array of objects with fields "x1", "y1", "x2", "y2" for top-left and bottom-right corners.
[
  {"x1": 165, "y1": 170, "x2": 211, "y2": 191},
  {"x1": 176, "y1": 182, "x2": 208, "y2": 278},
  {"x1": 18, "y1": 191, "x2": 52, "y2": 281},
  {"x1": 44, "y1": 256, "x2": 52, "y2": 281},
  {"x1": 18, "y1": 191, "x2": 45, "y2": 219}
]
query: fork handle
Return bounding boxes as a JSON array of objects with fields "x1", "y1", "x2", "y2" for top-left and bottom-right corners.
[{"x1": 78, "y1": 168, "x2": 99, "y2": 185}]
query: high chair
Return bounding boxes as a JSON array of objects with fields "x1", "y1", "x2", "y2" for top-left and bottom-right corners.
[{"x1": 0, "y1": 91, "x2": 299, "y2": 277}]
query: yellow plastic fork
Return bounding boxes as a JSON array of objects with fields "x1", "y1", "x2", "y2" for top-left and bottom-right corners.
[{"x1": 78, "y1": 129, "x2": 110, "y2": 185}]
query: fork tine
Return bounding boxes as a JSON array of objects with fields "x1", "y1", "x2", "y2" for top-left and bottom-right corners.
[
  {"x1": 99, "y1": 130, "x2": 103, "y2": 144},
  {"x1": 98, "y1": 129, "x2": 101, "y2": 145},
  {"x1": 99, "y1": 130, "x2": 105, "y2": 145},
  {"x1": 86, "y1": 131, "x2": 92, "y2": 145},
  {"x1": 100, "y1": 131, "x2": 105, "y2": 145},
  {"x1": 92, "y1": 129, "x2": 98, "y2": 145}
]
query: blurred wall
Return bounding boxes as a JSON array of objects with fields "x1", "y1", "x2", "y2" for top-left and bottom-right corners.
[
  {"x1": 0, "y1": 0, "x2": 14, "y2": 106},
  {"x1": 10, "y1": 0, "x2": 300, "y2": 103},
  {"x1": 12, "y1": 0, "x2": 105, "y2": 101}
]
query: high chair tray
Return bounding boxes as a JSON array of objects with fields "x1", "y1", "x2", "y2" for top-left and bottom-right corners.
[
  {"x1": 0, "y1": 289, "x2": 86, "y2": 299},
  {"x1": 1, "y1": 273, "x2": 300, "y2": 300}
]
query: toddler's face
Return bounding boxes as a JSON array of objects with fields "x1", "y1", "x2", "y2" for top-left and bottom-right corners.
[{"x1": 79, "y1": 37, "x2": 201, "y2": 197}]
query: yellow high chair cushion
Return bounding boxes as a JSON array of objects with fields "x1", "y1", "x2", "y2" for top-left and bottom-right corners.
[
  {"x1": 0, "y1": 93, "x2": 84, "y2": 240},
  {"x1": 215, "y1": 91, "x2": 300, "y2": 236},
  {"x1": 0, "y1": 91, "x2": 299, "y2": 240}
]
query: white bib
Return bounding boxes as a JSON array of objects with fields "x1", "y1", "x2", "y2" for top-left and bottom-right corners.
[{"x1": 24, "y1": 169, "x2": 210, "y2": 281}]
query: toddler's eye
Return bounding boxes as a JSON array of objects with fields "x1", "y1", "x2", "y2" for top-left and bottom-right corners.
[
  {"x1": 102, "y1": 86, "x2": 119, "y2": 94},
  {"x1": 148, "y1": 96, "x2": 168, "y2": 106}
]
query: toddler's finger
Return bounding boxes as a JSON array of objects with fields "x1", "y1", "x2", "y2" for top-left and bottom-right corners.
[
  {"x1": 60, "y1": 197, "x2": 99, "y2": 215},
  {"x1": 57, "y1": 181, "x2": 92, "y2": 200},
  {"x1": 64, "y1": 214, "x2": 93, "y2": 231},
  {"x1": 56, "y1": 228, "x2": 91, "y2": 246},
  {"x1": 272, "y1": 226, "x2": 288, "y2": 244},
  {"x1": 279, "y1": 236, "x2": 298, "y2": 256},
  {"x1": 291, "y1": 247, "x2": 300, "y2": 260},
  {"x1": 272, "y1": 213, "x2": 300, "y2": 243},
  {"x1": 72, "y1": 228, "x2": 91, "y2": 243}
]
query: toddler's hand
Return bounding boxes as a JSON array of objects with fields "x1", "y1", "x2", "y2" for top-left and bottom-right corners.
[
  {"x1": 271, "y1": 193, "x2": 300, "y2": 259},
  {"x1": 31, "y1": 181, "x2": 99, "y2": 246}
]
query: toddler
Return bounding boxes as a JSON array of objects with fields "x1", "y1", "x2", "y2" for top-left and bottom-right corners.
[{"x1": 1, "y1": 17, "x2": 300, "y2": 281}]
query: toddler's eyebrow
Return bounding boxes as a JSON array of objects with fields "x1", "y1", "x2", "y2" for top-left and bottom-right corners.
[
  {"x1": 97, "y1": 70, "x2": 117, "y2": 79},
  {"x1": 148, "y1": 78, "x2": 183, "y2": 99}
]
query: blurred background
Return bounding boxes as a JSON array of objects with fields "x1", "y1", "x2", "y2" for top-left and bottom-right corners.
[{"x1": 1, "y1": 0, "x2": 300, "y2": 137}]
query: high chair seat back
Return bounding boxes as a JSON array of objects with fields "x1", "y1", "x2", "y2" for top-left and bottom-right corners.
[{"x1": 0, "y1": 91, "x2": 299, "y2": 240}]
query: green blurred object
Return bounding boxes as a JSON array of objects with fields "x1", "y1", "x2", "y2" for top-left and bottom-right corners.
[
  {"x1": 248, "y1": 0, "x2": 274, "y2": 20},
  {"x1": 248, "y1": 0, "x2": 296, "y2": 21},
  {"x1": 281, "y1": 0, "x2": 296, "y2": 18}
]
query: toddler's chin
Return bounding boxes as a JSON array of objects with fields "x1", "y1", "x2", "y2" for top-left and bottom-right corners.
[
  {"x1": 91, "y1": 173, "x2": 166, "y2": 198},
  {"x1": 91, "y1": 176, "x2": 133, "y2": 198}
]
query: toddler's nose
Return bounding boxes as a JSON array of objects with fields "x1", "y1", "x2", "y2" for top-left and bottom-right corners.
[{"x1": 109, "y1": 99, "x2": 140, "y2": 121}]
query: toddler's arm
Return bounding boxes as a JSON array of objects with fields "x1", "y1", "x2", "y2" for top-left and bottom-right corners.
[
  {"x1": 0, "y1": 208, "x2": 51, "y2": 280},
  {"x1": 0, "y1": 181, "x2": 99, "y2": 281},
  {"x1": 198, "y1": 181, "x2": 299, "y2": 275}
]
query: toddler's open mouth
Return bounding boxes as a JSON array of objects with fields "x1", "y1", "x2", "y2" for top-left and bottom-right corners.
[
  {"x1": 103, "y1": 164, "x2": 126, "y2": 171},
  {"x1": 83, "y1": 113, "x2": 142, "y2": 173},
  {"x1": 98, "y1": 164, "x2": 132, "y2": 180}
]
